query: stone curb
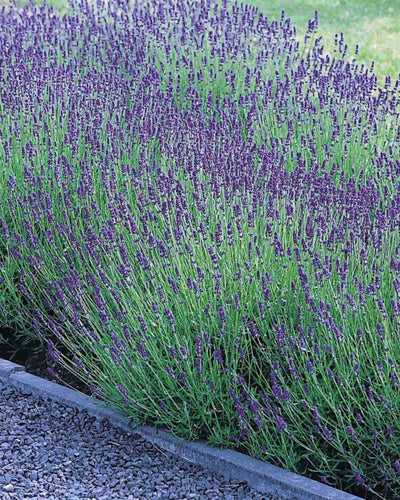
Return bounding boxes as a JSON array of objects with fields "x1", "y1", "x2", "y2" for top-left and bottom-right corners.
[{"x1": 0, "y1": 357, "x2": 361, "y2": 500}]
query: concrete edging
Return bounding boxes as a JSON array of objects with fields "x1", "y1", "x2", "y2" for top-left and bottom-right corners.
[{"x1": 0, "y1": 357, "x2": 361, "y2": 500}]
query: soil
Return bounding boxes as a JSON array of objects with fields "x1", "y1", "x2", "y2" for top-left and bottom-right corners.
[
  {"x1": 0, "y1": 326, "x2": 92, "y2": 396},
  {"x1": 22, "y1": 351, "x2": 92, "y2": 396}
]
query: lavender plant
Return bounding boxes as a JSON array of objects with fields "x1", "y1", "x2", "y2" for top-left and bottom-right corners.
[{"x1": 1, "y1": 0, "x2": 400, "y2": 497}]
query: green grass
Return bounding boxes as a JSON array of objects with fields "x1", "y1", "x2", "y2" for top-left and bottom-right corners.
[{"x1": 246, "y1": 0, "x2": 400, "y2": 84}]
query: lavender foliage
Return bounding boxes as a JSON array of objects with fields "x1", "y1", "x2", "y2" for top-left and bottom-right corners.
[{"x1": 0, "y1": 0, "x2": 400, "y2": 498}]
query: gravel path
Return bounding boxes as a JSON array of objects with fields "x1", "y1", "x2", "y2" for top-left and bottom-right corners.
[{"x1": 0, "y1": 380, "x2": 277, "y2": 499}]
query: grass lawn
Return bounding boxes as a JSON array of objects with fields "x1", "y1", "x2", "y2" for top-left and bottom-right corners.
[{"x1": 247, "y1": 0, "x2": 400, "y2": 84}]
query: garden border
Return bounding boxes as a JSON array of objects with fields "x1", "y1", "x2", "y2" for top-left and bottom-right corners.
[{"x1": 0, "y1": 357, "x2": 361, "y2": 500}]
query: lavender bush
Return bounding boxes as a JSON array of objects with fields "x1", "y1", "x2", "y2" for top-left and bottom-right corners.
[{"x1": 1, "y1": 0, "x2": 400, "y2": 497}]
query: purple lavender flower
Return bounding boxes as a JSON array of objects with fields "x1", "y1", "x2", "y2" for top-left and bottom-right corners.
[
  {"x1": 117, "y1": 383, "x2": 130, "y2": 398},
  {"x1": 110, "y1": 346, "x2": 122, "y2": 366},
  {"x1": 165, "y1": 365, "x2": 176, "y2": 379},
  {"x1": 250, "y1": 321, "x2": 260, "y2": 339},
  {"x1": 122, "y1": 324, "x2": 131, "y2": 340},
  {"x1": 322, "y1": 426, "x2": 334, "y2": 442},
  {"x1": 164, "y1": 308, "x2": 175, "y2": 326},
  {"x1": 137, "y1": 316, "x2": 147, "y2": 332},
  {"x1": 376, "y1": 323, "x2": 385, "y2": 341},
  {"x1": 249, "y1": 399, "x2": 260, "y2": 415},
  {"x1": 194, "y1": 358, "x2": 202, "y2": 375},
  {"x1": 355, "y1": 413, "x2": 364, "y2": 425},
  {"x1": 288, "y1": 357, "x2": 297, "y2": 377},
  {"x1": 138, "y1": 342, "x2": 149, "y2": 362},
  {"x1": 219, "y1": 306, "x2": 226, "y2": 324},
  {"x1": 0, "y1": 218, "x2": 10, "y2": 238},
  {"x1": 169, "y1": 346, "x2": 177, "y2": 359},
  {"x1": 234, "y1": 293, "x2": 240, "y2": 311},
  {"x1": 10, "y1": 246, "x2": 22, "y2": 260},
  {"x1": 179, "y1": 345, "x2": 188, "y2": 358},
  {"x1": 89, "y1": 385, "x2": 103, "y2": 400},
  {"x1": 346, "y1": 425, "x2": 358, "y2": 441},
  {"x1": 214, "y1": 348, "x2": 224, "y2": 365},
  {"x1": 275, "y1": 324, "x2": 285, "y2": 347},
  {"x1": 275, "y1": 414, "x2": 287, "y2": 435},
  {"x1": 46, "y1": 367, "x2": 61, "y2": 381},
  {"x1": 306, "y1": 360, "x2": 314, "y2": 375},
  {"x1": 46, "y1": 339, "x2": 60, "y2": 363},
  {"x1": 196, "y1": 266, "x2": 205, "y2": 281},
  {"x1": 353, "y1": 470, "x2": 365, "y2": 486},
  {"x1": 180, "y1": 371, "x2": 189, "y2": 387},
  {"x1": 168, "y1": 276, "x2": 179, "y2": 294},
  {"x1": 312, "y1": 408, "x2": 321, "y2": 425},
  {"x1": 261, "y1": 276, "x2": 270, "y2": 302}
]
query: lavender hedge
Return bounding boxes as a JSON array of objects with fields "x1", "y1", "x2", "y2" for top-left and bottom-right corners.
[{"x1": 1, "y1": 0, "x2": 400, "y2": 497}]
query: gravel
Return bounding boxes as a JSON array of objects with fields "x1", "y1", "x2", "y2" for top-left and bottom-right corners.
[{"x1": 0, "y1": 379, "x2": 277, "y2": 499}]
